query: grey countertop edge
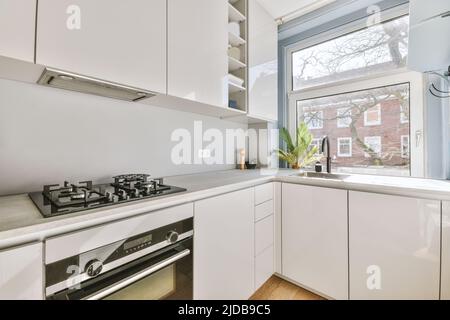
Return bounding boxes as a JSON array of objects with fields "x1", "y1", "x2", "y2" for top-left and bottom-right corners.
[
  {"x1": 278, "y1": 176, "x2": 450, "y2": 201},
  {"x1": 2, "y1": 170, "x2": 450, "y2": 249},
  {"x1": 0, "y1": 175, "x2": 274, "y2": 249}
]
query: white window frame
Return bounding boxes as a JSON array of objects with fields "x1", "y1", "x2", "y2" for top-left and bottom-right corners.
[
  {"x1": 337, "y1": 108, "x2": 352, "y2": 128},
  {"x1": 364, "y1": 136, "x2": 382, "y2": 158},
  {"x1": 337, "y1": 137, "x2": 352, "y2": 157},
  {"x1": 303, "y1": 110, "x2": 323, "y2": 130},
  {"x1": 364, "y1": 104, "x2": 381, "y2": 127},
  {"x1": 285, "y1": 7, "x2": 425, "y2": 177},
  {"x1": 401, "y1": 135, "x2": 410, "y2": 158}
]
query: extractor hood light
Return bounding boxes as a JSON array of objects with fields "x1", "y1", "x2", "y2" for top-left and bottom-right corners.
[{"x1": 37, "y1": 68, "x2": 156, "y2": 102}]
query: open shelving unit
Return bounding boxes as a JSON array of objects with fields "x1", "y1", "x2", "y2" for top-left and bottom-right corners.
[{"x1": 227, "y1": 0, "x2": 248, "y2": 113}]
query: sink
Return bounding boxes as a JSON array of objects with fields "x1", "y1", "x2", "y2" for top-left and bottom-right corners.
[{"x1": 296, "y1": 172, "x2": 350, "y2": 180}]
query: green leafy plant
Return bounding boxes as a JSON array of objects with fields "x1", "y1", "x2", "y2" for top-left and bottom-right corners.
[{"x1": 277, "y1": 123, "x2": 321, "y2": 169}]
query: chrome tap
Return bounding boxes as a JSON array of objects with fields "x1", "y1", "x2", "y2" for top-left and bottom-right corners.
[{"x1": 321, "y1": 136, "x2": 332, "y2": 174}]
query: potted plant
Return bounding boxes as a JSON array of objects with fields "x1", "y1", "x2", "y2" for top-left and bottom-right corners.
[{"x1": 276, "y1": 123, "x2": 321, "y2": 170}]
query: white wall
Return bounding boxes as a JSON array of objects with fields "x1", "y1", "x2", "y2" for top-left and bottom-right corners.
[{"x1": 0, "y1": 79, "x2": 246, "y2": 196}]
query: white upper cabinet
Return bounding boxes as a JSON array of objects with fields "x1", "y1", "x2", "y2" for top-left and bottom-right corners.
[
  {"x1": 36, "y1": 0, "x2": 167, "y2": 93},
  {"x1": 194, "y1": 188, "x2": 254, "y2": 300},
  {"x1": 408, "y1": 0, "x2": 450, "y2": 72},
  {"x1": 0, "y1": 0, "x2": 36, "y2": 62},
  {"x1": 349, "y1": 191, "x2": 440, "y2": 300},
  {"x1": 409, "y1": 0, "x2": 450, "y2": 25},
  {"x1": 282, "y1": 184, "x2": 348, "y2": 300},
  {"x1": 168, "y1": 0, "x2": 228, "y2": 108},
  {"x1": 248, "y1": 0, "x2": 278, "y2": 121},
  {"x1": 0, "y1": 243, "x2": 44, "y2": 300}
]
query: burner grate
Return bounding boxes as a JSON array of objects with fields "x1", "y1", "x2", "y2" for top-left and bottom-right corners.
[{"x1": 29, "y1": 174, "x2": 187, "y2": 218}]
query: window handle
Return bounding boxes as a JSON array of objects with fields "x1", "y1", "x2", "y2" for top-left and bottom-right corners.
[{"x1": 415, "y1": 130, "x2": 423, "y2": 148}]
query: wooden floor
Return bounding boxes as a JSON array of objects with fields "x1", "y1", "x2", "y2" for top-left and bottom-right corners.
[{"x1": 250, "y1": 276, "x2": 325, "y2": 300}]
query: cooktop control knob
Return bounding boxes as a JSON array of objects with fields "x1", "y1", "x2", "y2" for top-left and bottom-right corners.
[
  {"x1": 166, "y1": 231, "x2": 179, "y2": 244},
  {"x1": 85, "y1": 259, "x2": 103, "y2": 277}
]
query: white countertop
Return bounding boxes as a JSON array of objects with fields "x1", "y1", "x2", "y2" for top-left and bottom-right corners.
[{"x1": 1, "y1": 169, "x2": 450, "y2": 249}]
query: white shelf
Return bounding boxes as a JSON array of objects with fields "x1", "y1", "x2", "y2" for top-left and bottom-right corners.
[
  {"x1": 143, "y1": 94, "x2": 248, "y2": 123},
  {"x1": 228, "y1": 56, "x2": 246, "y2": 71},
  {"x1": 228, "y1": 3, "x2": 246, "y2": 22},
  {"x1": 229, "y1": 81, "x2": 246, "y2": 93},
  {"x1": 227, "y1": 107, "x2": 246, "y2": 114},
  {"x1": 229, "y1": 32, "x2": 246, "y2": 47},
  {"x1": 247, "y1": 114, "x2": 277, "y2": 124}
]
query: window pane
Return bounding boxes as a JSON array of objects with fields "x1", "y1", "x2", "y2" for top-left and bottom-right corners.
[
  {"x1": 292, "y1": 16, "x2": 409, "y2": 90},
  {"x1": 297, "y1": 83, "x2": 410, "y2": 176}
]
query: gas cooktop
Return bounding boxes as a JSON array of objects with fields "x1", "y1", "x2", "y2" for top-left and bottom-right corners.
[{"x1": 29, "y1": 174, "x2": 186, "y2": 218}]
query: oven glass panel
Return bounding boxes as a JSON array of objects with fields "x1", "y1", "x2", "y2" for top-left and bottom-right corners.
[
  {"x1": 105, "y1": 265, "x2": 176, "y2": 300},
  {"x1": 103, "y1": 246, "x2": 192, "y2": 300}
]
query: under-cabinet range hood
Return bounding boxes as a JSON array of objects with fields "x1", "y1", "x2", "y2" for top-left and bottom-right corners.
[{"x1": 37, "y1": 68, "x2": 155, "y2": 102}]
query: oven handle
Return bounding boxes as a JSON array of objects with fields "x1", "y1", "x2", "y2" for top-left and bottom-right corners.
[{"x1": 84, "y1": 249, "x2": 191, "y2": 300}]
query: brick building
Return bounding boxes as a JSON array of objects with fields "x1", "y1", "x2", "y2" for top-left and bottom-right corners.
[{"x1": 300, "y1": 91, "x2": 410, "y2": 171}]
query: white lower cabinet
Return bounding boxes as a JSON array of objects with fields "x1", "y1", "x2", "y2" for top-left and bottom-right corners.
[
  {"x1": 194, "y1": 188, "x2": 255, "y2": 300},
  {"x1": 349, "y1": 191, "x2": 440, "y2": 300},
  {"x1": 255, "y1": 245, "x2": 274, "y2": 290},
  {"x1": 0, "y1": 242, "x2": 44, "y2": 300},
  {"x1": 282, "y1": 183, "x2": 348, "y2": 300},
  {"x1": 441, "y1": 201, "x2": 450, "y2": 299},
  {"x1": 254, "y1": 187, "x2": 275, "y2": 290}
]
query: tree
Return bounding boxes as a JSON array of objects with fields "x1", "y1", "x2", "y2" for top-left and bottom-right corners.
[{"x1": 293, "y1": 16, "x2": 409, "y2": 166}]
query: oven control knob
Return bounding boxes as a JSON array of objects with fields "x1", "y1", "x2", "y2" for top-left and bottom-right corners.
[
  {"x1": 85, "y1": 259, "x2": 103, "y2": 277},
  {"x1": 166, "y1": 231, "x2": 179, "y2": 244}
]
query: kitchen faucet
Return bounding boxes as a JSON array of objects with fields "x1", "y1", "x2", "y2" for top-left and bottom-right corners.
[{"x1": 321, "y1": 136, "x2": 332, "y2": 174}]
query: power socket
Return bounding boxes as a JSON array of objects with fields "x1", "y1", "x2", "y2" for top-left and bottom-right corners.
[{"x1": 198, "y1": 149, "x2": 211, "y2": 159}]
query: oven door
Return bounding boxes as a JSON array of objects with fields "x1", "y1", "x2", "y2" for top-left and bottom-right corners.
[{"x1": 50, "y1": 238, "x2": 192, "y2": 300}]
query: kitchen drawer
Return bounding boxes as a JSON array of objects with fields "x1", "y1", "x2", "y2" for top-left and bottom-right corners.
[
  {"x1": 255, "y1": 215, "x2": 274, "y2": 256},
  {"x1": 46, "y1": 203, "x2": 193, "y2": 263},
  {"x1": 255, "y1": 245, "x2": 274, "y2": 290},
  {"x1": 255, "y1": 200, "x2": 273, "y2": 222},
  {"x1": 254, "y1": 183, "x2": 273, "y2": 205}
]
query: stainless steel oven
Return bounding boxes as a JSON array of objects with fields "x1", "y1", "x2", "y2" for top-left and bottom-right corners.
[{"x1": 46, "y1": 218, "x2": 193, "y2": 300}]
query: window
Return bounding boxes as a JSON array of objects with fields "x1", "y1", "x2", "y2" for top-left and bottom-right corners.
[
  {"x1": 400, "y1": 105, "x2": 409, "y2": 124},
  {"x1": 311, "y1": 138, "x2": 322, "y2": 154},
  {"x1": 337, "y1": 108, "x2": 352, "y2": 128},
  {"x1": 401, "y1": 135, "x2": 410, "y2": 158},
  {"x1": 303, "y1": 110, "x2": 323, "y2": 130},
  {"x1": 291, "y1": 16, "x2": 409, "y2": 90},
  {"x1": 293, "y1": 82, "x2": 413, "y2": 176},
  {"x1": 337, "y1": 138, "x2": 352, "y2": 157},
  {"x1": 287, "y1": 11, "x2": 423, "y2": 177},
  {"x1": 364, "y1": 136, "x2": 382, "y2": 158},
  {"x1": 364, "y1": 105, "x2": 381, "y2": 126}
]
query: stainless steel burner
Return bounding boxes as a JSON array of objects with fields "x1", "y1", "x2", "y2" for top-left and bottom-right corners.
[{"x1": 29, "y1": 174, "x2": 186, "y2": 218}]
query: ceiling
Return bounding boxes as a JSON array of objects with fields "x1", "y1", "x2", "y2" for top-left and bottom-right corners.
[{"x1": 257, "y1": 0, "x2": 336, "y2": 21}]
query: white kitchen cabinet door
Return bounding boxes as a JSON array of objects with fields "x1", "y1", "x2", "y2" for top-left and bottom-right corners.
[
  {"x1": 248, "y1": 0, "x2": 278, "y2": 121},
  {"x1": 36, "y1": 0, "x2": 166, "y2": 93},
  {"x1": 282, "y1": 183, "x2": 348, "y2": 300},
  {"x1": 194, "y1": 188, "x2": 254, "y2": 300},
  {"x1": 410, "y1": 0, "x2": 449, "y2": 25},
  {"x1": 440, "y1": 201, "x2": 450, "y2": 300},
  {"x1": 349, "y1": 191, "x2": 440, "y2": 300},
  {"x1": 0, "y1": 0, "x2": 36, "y2": 62},
  {"x1": 255, "y1": 245, "x2": 274, "y2": 290},
  {"x1": 168, "y1": 0, "x2": 228, "y2": 108},
  {"x1": 0, "y1": 243, "x2": 44, "y2": 300}
]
